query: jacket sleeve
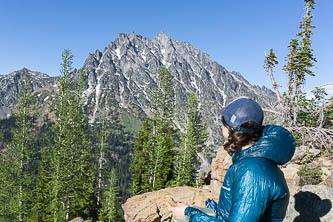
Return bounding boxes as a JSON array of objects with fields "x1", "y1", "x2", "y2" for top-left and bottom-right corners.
[
  {"x1": 227, "y1": 169, "x2": 270, "y2": 222},
  {"x1": 185, "y1": 207, "x2": 225, "y2": 222}
]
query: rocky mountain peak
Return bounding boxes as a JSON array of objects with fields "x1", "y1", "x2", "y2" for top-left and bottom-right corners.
[
  {"x1": 154, "y1": 31, "x2": 173, "y2": 48},
  {"x1": 75, "y1": 32, "x2": 277, "y2": 158},
  {"x1": 0, "y1": 68, "x2": 58, "y2": 119},
  {"x1": 1, "y1": 32, "x2": 276, "y2": 161}
]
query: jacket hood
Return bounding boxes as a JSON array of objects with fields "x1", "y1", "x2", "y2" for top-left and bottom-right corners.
[{"x1": 232, "y1": 125, "x2": 296, "y2": 165}]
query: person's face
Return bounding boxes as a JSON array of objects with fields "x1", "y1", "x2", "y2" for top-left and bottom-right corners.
[{"x1": 222, "y1": 124, "x2": 229, "y2": 139}]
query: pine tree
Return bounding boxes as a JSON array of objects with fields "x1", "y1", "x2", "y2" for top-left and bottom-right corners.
[
  {"x1": 33, "y1": 151, "x2": 50, "y2": 221},
  {"x1": 293, "y1": 0, "x2": 317, "y2": 126},
  {"x1": 264, "y1": 49, "x2": 281, "y2": 105},
  {"x1": 47, "y1": 49, "x2": 96, "y2": 221},
  {"x1": 265, "y1": 0, "x2": 316, "y2": 127},
  {"x1": 98, "y1": 168, "x2": 122, "y2": 222},
  {"x1": 148, "y1": 66, "x2": 176, "y2": 190},
  {"x1": 95, "y1": 113, "x2": 111, "y2": 208},
  {"x1": 297, "y1": 87, "x2": 328, "y2": 127},
  {"x1": 323, "y1": 96, "x2": 333, "y2": 129},
  {"x1": 174, "y1": 93, "x2": 208, "y2": 186},
  {"x1": 130, "y1": 66, "x2": 177, "y2": 194},
  {"x1": 32, "y1": 118, "x2": 56, "y2": 221},
  {"x1": 129, "y1": 119, "x2": 152, "y2": 195},
  {"x1": 283, "y1": 39, "x2": 299, "y2": 126},
  {"x1": 0, "y1": 72, "x2": 37, "y2": 221}
]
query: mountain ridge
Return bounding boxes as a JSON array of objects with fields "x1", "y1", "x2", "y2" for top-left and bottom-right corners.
[{"x1": 0, "y1": 32, "x2": 276, "y2": 163}]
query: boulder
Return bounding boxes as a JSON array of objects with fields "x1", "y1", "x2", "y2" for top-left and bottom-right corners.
[
  {"x1": 209, "y1": 147, "x2": 232, "y2": 195},
  {"x1": 122, "y1": 186, "x2": 217, "y2": 222},
  {"x1": 323, "y1": 174, "x2": 333, "y2": 188},
  {"x1": 290, "y1": 145, "x2": 308, "y2": 163},
  {"x1": 122, "y1": 145, "x2": 333, "y2": 221},
  {"x1": 283, "y1": 185, "x2": 333, "y2": 222},
  {"x1": 280, "y1": 163, "x2": 301, "y2": 196}
]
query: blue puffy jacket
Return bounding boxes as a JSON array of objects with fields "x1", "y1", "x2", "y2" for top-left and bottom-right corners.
[{"x1": 185, "y1": 125, "x2": 296, "y2": 222}]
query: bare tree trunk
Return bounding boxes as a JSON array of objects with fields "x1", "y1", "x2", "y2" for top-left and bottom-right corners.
[
  {"x1": 318, "y1": 104, "x2": 325, "y2": 128},
  {"x1": 65, "y1": 198, "x2": 70, "y2": 221},
  {"x1": 268, "y1": 67, "x2": 282, "y2": 106},
  {"x1": 97, "y1": 134, "x2": 105, "y2": 206},
  {"x1": 151, "y1": 121, "x2": 157, "y2": 189},
  {"x1": 293, "y1": 78, "x2": 302, "y2": 127}
]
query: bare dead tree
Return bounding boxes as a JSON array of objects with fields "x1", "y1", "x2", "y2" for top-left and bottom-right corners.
[
  {"x1": 264, "y1": 49, "x2": 282, "y2": 106},
  {"x1": 287, "y1": 126, "x2": 333, "y2": 153}
]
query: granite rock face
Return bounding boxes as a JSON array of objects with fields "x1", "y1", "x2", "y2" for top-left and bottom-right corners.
[
  {"x1": 284, "y1": 185, "x2": 333, "y2": 222},
  {"x1": 209, "y1": 147, "x2": 232, "y2": 196},
  {"x1": 122, "y1": 145, "x2": 333, "y2": 222},
  {"x1": 0, "y1": 32, "x2": 276, "y2": 162},
  {"x1": 76, "y1": 32, "x2": 276, "y2": 156},
  {"x1": 0, "y1": 68, "x2": 58, "y2": 119},
  {"x1": 122, "y1": 186, "x2": 217, "y2": 222}
]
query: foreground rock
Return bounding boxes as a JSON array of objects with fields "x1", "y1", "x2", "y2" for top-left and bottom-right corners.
[
  {"x1": 284, "y1": 185, "x2": 333, "y2": 222},
  {"x1": 69, "y1": 217, "x2": 91, "y2": 222},
  {"x1": 209, "y1": 148, "x2": 232, "y2": 196},
  {"x1": 123, "y1": 145, "x2": 333, "y2": 221},
  {"x1": 122, "y1": 186, "x2": 217, "y2": 222}
]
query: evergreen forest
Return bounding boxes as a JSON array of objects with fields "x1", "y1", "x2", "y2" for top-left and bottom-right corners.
[
  {"x1": 1, "y1": 0, "x2": 333, "y2": 221},
  {"x1": 0, "y1": 51, "x2": 208, "y2": 221}
]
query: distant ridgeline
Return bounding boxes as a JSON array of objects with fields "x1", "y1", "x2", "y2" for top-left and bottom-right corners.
[
  {"x1": 0, "y1": 32, "x2": 275, "y2": 197},
  {"x1": 0, "y1": 31, "x2": 275, "y2": 151},
  {"x1": 0, "y1": 32, "x2": 276, "y2": 221}
]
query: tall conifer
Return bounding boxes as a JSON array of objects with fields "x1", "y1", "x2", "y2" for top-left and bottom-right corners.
[
  {"x1": 130, "y1": 66, "x2": 177, "y2": 193},
  {"x1": 98, "y1": 168, "x2": 122, "y2": 222},
  {"x1": 148, "y1": 66, "x2": 176, "y2": 190},
  {"x1": 129, "y1": 119, "x2": 152, "y2": 195},
  {"x1": 47, "y1": 50, "x2": 95, "y2": 221},
  {"x1": 0, "y1": 72, "x2": 37, "y2": 221},
  {"x1": 174, "y1": 93, "x2": 207, "y2": 186}
]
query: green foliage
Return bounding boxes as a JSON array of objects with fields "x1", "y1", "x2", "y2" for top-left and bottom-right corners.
[
  {"x1": 295, "y1": 0, "x2": 316, "y2": 78},
  {"x1": 283, "y1": 39, "x2": 299, "y2": 104},
  {"x1": 120, "y1": 111, "x2": 142, "y2": 135},
  {"x1": 98, "y1": 168, "x2": 123, "y2": 222},
  {"x1": 45, "y1": 49, "x2": 96, "y2": 221},
  {"x1": 129, "y1": 119, "x2": 152, "y2": 196},
  {"x1": 297, "y1": 87, "x2": 327, "y2": 127},
  {"x1": 146, "y1": 66, "x2": 177, "y2": 190},
  {"x1": 0, "y1": 72, "x2": 37, "y2": 221},
  {"x1": 91, "y1": 93, "x2": 134, "y2": 210},
  {"x1": 130, "y1": 66, "x2": 177, "y2": 194},
  {"x1": 297, "y1": 147, "x2": 323, "y2": 186},
  {"x1": 173, "y1": 93, "x2": 208, "y2": 187},
  {"x1": 265, "y1": 0, "x2": 318, "y2": 128},
  {"x1": 0, "y1": 50, "x2": 135, "y2": 221},
  {"x1": 297, "y1": 165, "x2": 323, "y2": 186},
  {"x1": 323, "y1": 97, "x2": 333, "y2": 128},
  {"x1": 0, "y1": 117, "x2": 16, "y2": 149},
  {"x1": 263, "y1": 48, "x2": 278, "y2": 71}
]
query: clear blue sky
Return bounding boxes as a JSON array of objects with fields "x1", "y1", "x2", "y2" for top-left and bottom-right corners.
[{"x1": 1, "y1": 0, "x2": 332, "y2": 95}]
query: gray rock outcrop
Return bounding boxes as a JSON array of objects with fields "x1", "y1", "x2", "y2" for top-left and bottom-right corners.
[
  {"x1": 284, "y1": 185, "x2": 333, "y2": 222},
  {"x1": 76, "y1": 32, "x2": 276, "y2": 157},
  {"x1": 0, "y1": 68, "x2": 58, "y2": 119},
  {"x1": 123, "y1": 145, "x2": 333, "y2": 221},
  {"x1": 0, "y1": 32, "x2": 276, "y2": 165},
  {"x1": 122, "y1": 186, "x2": 217, "y2": 222}
]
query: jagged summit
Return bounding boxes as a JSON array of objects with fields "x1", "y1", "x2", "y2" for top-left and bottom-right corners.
[
  {"x1": 77, "y1": 32, "x2": 275, "y2": 153},
  {"x1": 1, "y1": 68, "x2": 50, "y2": 78},
  {"x1": 0, "y1": 32, "x2": 276, "y2": 162},
  {"x1": 0, "y1": 68, "x2": 58, "y2": 119}
]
